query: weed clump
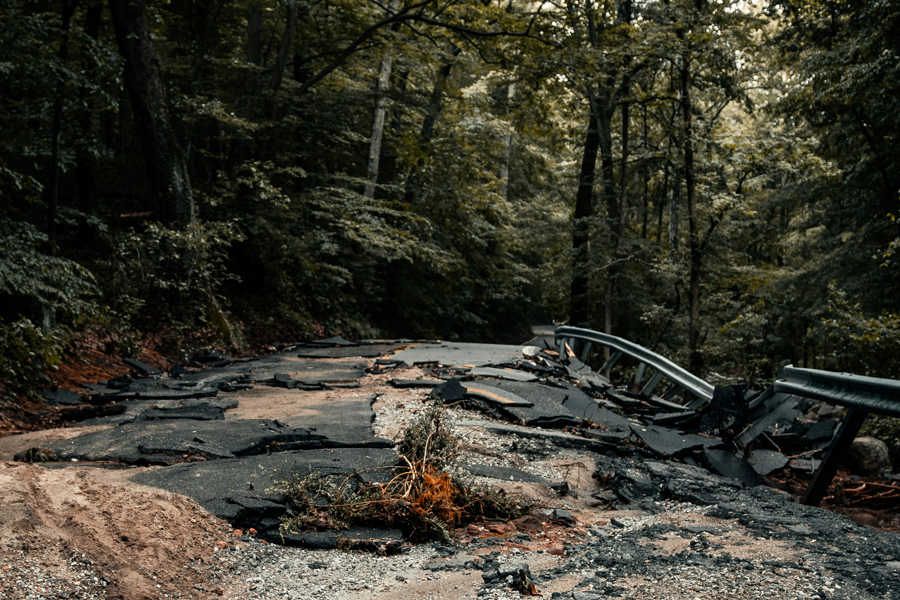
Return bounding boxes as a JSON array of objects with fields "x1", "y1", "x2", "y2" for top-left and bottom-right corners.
[
  {"x1": 269, "y1": 403, "x2": 525, "y2": 542},
  {"x1": 396, "y1": 404, "x2": 456, "y2": 469}
]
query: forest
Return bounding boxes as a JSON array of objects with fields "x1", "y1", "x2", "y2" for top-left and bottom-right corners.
[{"x1": 1, "y1": 0, "x2": 899, "y2": 408}]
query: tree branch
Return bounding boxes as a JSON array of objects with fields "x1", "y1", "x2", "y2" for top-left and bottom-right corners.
[{"x1": 295, "y1": 0, "x2": 558, "y2": 95}]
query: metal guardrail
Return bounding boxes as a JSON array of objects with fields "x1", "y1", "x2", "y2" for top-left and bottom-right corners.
[
  {"x1": 751, "y1": 365, "x2": 900, "y2": 506},
  {"x1": 774, "y1": 366, "x2": 900, "y2": 418},
  {"x1": 554, "y1": 326, "x2": 714, "y2": 404},
  {"x1": 550, "y1": 328, "x2": 900, "y2": 507}
]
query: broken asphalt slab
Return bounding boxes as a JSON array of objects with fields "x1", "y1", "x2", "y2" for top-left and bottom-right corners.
[
  {"x1": 469, "y1": 366, "x2": 539, "y2": 382},
  {"x1": 49, "y1": 419, "x2": 341, "y2": 464},
  {"x1": 473, "y1": 380, "x2": 582, "y2": 428},
  {"x1": 747, "y1": 448, "x2": 789, "y2": 475},
  {"x1": 47, "y1": 395, "x2": 391, "y2": 465},
  {"x1": 463, "y1": 464, "x2": 551, "y2": 485},
  {"x1": 629, "y1": 423, "x2": 720, "y2": 457},
  {"x1": 458, "y1": 379, "x2": 620, "y2": 430},
  {"x1": 20, "y1": 335, "x2": 900, "y2": 574},
  {"x1": 391, "y1": 379, "x2": 443, "y2": 388},
  {"x1": 42, "y1": 389, "x2": 85, "y2": 406},
  {"x1": 73, "y1": 398, "x2": 239, "y2": 427},
  {"x1": 132, "y1": 447, "x2": 400, "y2": 544},
  {"x1": 122, "y1": 357, "x2": 162, "y2": 376},
  {"x1": 295, "y1": 342, "x2": 410, "y2": 359},
  {"x1": 390, "y1": 342, "x2": 529, "y2": 367}
]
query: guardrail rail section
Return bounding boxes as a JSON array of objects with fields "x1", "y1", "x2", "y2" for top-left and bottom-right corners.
[
  {"x1": 554, "y1": 326, "x2": 714, "y2": 407},
  {"x1": 554, "y1": 327, "x2": 900, "y2": 507}
]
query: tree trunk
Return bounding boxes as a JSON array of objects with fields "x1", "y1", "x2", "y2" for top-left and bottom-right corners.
[
  {"x1": 602, "y1": 1, "x2": 633, "y2": 341},
  {"x1": 270, "y1": 2, "x2": 298, "y2": 91},
  {"x1": 364, "y1": 51, "x2": 393, "y2": 199},
  {"x1": 595, "y1": 89, "x2": 618, "y2": 341},
  {"x1": 604, "y1": 98, "x2": 629, "y2": 340},
  {"x1": 498, "y1": 82, "x2": 517, "y2": 200},
  {"x1": 683, "y1": 55, "x2": 702, "y2": 375},
  {"x1": 45, "y1": 0, "x2": 78, "y2": 244},
  {"x1": 640, "y1": 105, "x2": 649, "y2": 239},
  {"x1": 404, "y1": 47, "x2": 459, "y2": 204},
  {"x1": 107, "y1": 0, "x2": 194, "y2": 227},
  {"x1": 247, "y1": 2, "x2": 263, "y2": 65},
  {"x1": 77, "y1": 1, "x2": 102, "y2": 217},
  {"x1": 364, "y1": 0, "x2": 400, "y2": 200},
  {"x1": 569, "y1": 97, "x2": 601, "y2": 328},
  {"x1": 668, "y1": 162, "x2": 680, "y2": 254},
  {"x1": 598, "y1": 99, "x2": 616, "y2": 230},
  {"x1": 420, "y1": 60, "x2": 454, "y2": 146}
]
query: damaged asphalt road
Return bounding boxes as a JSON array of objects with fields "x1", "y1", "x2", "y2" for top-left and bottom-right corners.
[{"x1": 9, "y1": 334, "x2": 900, "y2": 599}]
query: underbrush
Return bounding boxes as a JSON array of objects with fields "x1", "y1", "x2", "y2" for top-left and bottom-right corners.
[{"x1": 268, "y1": 404, "x2": 526, "y2": 542}]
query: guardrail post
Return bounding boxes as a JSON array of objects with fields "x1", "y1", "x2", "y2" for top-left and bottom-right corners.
[
  {"x1": 802, "y1": 408, "x2": 868, "y2": 506},
  {"x1": 600, "y1": 350, "x2": 622, "y2": 376},
  {"x1": 641, "y1": 371, "x2": 665, "y2": 396},
  {"x1": 633, "y1": 362, "x2": 647, "y2": 387}
]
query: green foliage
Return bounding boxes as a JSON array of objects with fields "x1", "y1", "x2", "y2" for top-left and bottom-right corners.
[
  {"x1": 0, "y1": 318, "x2": 66, "y2": 403},
  {"x1": 820, "y1": 284, "x2": 900, "y2": 378},
  {"x1": 1, "y1": 0, "x2": 899, "y2": 389},
  {"x1": 105, "y1": 221, "x2": 244, "y2": 331},
  {"x1": 0, "y1": 218, "x2": 96, "y2": 402},
  {"x1": 0, "y1": 218, "x2": 99, "y2": 321},
  {"x1": 0, "y1": 2, "x2": 120, "y2": 205}
]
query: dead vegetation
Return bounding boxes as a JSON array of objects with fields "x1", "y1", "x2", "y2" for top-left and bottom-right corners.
[{"x1": 269, "y1": 403, "x2": 526, "y2": 542}]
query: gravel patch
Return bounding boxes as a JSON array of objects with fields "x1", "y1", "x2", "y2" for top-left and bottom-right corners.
[{"x1": 0, "y1": 546, "x2": 110, "y2": 600}]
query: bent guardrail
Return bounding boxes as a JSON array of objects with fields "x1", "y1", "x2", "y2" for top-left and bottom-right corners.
[
  {"x1": 554, "y1": 326, "x2": 714, "y2": 405},
  {"x1": 774, "y1": 366, "x2": 900, "y2": 418},
  {"x1": 741, "y1": 365, "x2": 900, "y2": 506}
]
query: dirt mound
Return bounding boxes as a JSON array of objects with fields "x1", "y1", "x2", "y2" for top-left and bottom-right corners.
[{"x1": 0, "y1": 462, "x2": 236, "y2": 600}]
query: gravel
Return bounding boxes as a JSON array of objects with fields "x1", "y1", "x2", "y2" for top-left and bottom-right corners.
[
  {"x1": 210, "y1": 542, "x2": 448, "y2": 599},
  {"x1": 0, "y1": 545, "x2": 110, "y2": 600},
  {"x1": 190, "y1": 494, "x2": 900, "y2": 600}
]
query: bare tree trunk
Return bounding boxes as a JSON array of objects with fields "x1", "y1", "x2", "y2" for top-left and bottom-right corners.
[
  {"x1": 604, "y1": 98, "x2": 629, "y2": 341},
  {"x1": 640, "y1": 104, "x2": 649, "y2": 239},
  {"x1": 247, "y1": 1, "x2": 263, "y2": 65},
  {"x1": 107, "y1": 0, "x2": 194, "y2": 227},
  {"x1": 270, "y1": 1, "x2": 298, "y2": 91},
  {"x1": 45, "y1": 0, "x2": 78, "y2": 244},
  {"x1": 363, "y1": 53, "x2": 393, "y2": 199},
  {"x1": 668, "y1": 164, "x2": 680, "y2": 253},
  {"x1": 569, "y1": 96, "x2": 600, "y2": 328},
  {"x1": 498, "y1": 82, "x2": 517, "y2": 200},
  {"x1": 364, "y1": 0, "x2": 400, "y2": 199},
  {"x1": 683, "y1": 54, "x2": 701, "y2": 375},
  {"x1": 403, "y1": 47, "x2": 460, "y2": 204},
  {"x1": 77, "y1": 1, "x2": 102, "y2": 217}
]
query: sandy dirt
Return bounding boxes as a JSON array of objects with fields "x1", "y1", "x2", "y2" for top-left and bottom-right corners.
[{"x1": 0, "y1": 462, "x2": 237, "y2": 600}]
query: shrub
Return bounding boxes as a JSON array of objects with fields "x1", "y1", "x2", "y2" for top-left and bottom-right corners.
[
  {"x1": 269, "y1": 404, "x2": 525, "y2": 542},
  {"x1": 0, "y1": 219, "x2": 99, "y2": 403},
  {"x1": 105, "y1": 221, "x2": 244, "y2": 343}
]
